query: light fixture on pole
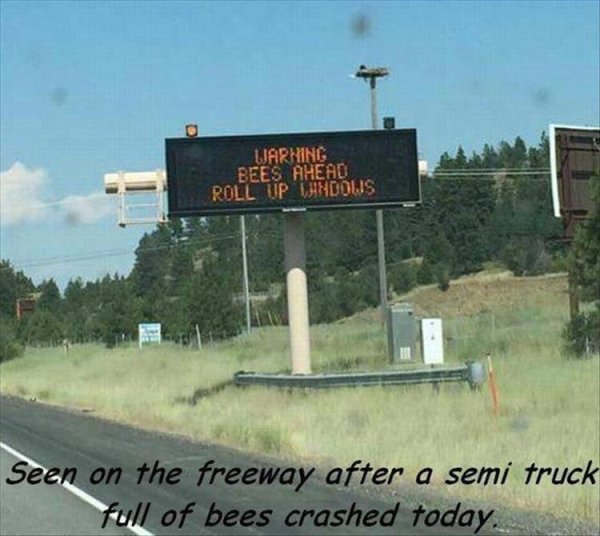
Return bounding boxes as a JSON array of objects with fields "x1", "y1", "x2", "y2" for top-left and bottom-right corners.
[
  {"x1": 185, "y1": 124, "x2": 198, "y2": 138},
  {"x1": 354, "y1": 65, "x2": 390, "y2": 321}
]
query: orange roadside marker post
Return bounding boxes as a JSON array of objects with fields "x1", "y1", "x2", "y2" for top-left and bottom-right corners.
[{"x1": 487, "y1": 353, "x2": 500, "y2": 416}]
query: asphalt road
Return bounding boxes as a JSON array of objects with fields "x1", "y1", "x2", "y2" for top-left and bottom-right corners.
[
  {"x1": 1, "y1": 446, "x2": 130, "y2": 536},
  {"x1": 0, "y1": 396, "x2": 489, "y2": 536}
]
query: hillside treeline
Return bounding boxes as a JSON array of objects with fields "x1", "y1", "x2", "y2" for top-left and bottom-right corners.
[{"x1": 1, "y1": 134, "x2": 575, "y2": 358}]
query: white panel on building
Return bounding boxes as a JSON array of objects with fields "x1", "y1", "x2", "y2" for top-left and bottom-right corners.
[{"x1": 421, "y1": 318, "x2": 444, "y2": 364}]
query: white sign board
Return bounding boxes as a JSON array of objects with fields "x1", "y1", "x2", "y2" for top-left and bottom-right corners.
[
  {"x1": 138, "y1": 323, "x2": 161, "y2": 348},
  {"x1": 421, "y1": 318, "x2": 444, "y2": 364}
]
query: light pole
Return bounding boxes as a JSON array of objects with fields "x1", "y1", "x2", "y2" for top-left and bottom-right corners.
[{"x1": 355, "y1": 65, "x2": 390, "y2": 321}]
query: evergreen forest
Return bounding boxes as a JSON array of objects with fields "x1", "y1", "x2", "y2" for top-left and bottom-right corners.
[{"x1": 3, "y1": 133, "x2": 597, "y2": 360}]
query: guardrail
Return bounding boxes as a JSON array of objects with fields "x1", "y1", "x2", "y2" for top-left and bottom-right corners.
[{"x1": 234, "y1": 362, "x2": 485, "y2": 390}]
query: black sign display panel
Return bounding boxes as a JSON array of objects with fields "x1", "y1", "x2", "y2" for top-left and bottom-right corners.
[{"x1": 166, "y1": 129, "x2": 419, "y2": 216}]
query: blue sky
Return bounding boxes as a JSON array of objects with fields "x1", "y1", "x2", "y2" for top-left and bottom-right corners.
[{"x1": 1, "y1": 0, "x2": 598, "y2": 289}]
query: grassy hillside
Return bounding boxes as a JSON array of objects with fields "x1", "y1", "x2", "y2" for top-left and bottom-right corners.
[{"x1": 1, "y1": 272, "x2": 598, "y2": 525}]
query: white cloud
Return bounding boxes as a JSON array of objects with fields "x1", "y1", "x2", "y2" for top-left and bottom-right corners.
[
  {"x1": 0, "y1": 162, "x2": 114, "y2": 226},
  {"x1": 0, "y1": 161, "x2": 50, "y2": 225},
  {"x1": 60, "y1": 191, "x2": 114, "y2": 225}
]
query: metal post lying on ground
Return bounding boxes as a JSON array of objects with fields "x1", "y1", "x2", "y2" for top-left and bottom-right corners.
[{"x1": 284, "y1": 211, "x2": 311, "y2": 374}]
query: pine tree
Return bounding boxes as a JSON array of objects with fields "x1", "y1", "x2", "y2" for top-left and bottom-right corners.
[
  {"x1": 185, "y1": 256, "x2": 242, "y2": 340},
  {"x1": 0, "y1": 260, "x2": 35, "y2": 316},
  {"x1": 97, "y1": 275, "x2": 142, "y2": 347},
  {"x1": 455, "y1": 146, "x2": 467, "y2": 168},
  {"x1": 0, "y1": 261, "x2": 35, "y2": 359},
  {"x1": 63, "y1": 278, "x2": 88, "y2": 342},
  {"x1": 37, "y1": 279, "x2": 62, "y2": 315},
  {"x1": 481, "y1": 144, "x2": 501, "y2": 168}
]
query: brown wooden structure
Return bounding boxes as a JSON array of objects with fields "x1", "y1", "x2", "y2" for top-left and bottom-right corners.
[
  {"x1": 549, "y1": 124, "x2": 600, "y2": 319},
  {"x1": 550, "y1": 124, "x2": 600, "y2": 238},
  {"x1": 16, "y1": 297, "x2": 36, "y2": 320}
]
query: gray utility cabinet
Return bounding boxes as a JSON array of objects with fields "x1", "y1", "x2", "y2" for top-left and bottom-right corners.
[{"x1": 387, "y1": 303, "x2": 416, "y2": 363}]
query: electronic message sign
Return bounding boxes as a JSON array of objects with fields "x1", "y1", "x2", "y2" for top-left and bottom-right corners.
[{"x1": 166, "y1": 129, "x2": 419, "y2": 216}]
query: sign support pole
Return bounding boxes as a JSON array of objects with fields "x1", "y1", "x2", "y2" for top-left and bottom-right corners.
[
  {"x1": 284, "y1": 211, "x2": 311, "y2": 374},
  {"x1": 240, "y1": 215, "x2": 251, "y2": 333}
]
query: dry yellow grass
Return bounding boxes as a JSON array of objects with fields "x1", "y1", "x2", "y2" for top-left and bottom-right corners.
[
  {"x1": 349, "y1": 270, "x2": 568, "y2": 322},
  {"x1": 1, "y1": 272, "x2": 598, "y2": 526}
]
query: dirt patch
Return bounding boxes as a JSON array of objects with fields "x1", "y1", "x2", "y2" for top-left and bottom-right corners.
[
  {"x1": 409, "y1": 273, "x2": 568, "y2": 318},
  {"x1": 344, "y1": 272, "x2": 568, "y2": 323}
]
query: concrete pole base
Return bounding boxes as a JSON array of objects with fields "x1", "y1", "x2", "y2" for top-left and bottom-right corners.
[{"x1": 284, "y1": 212, "x2": 312, "y2": 375}]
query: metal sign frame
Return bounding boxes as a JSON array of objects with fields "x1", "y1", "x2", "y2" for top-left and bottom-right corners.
[{"x1": 104, "y1": 170, "x2": 168, "y2": 227}]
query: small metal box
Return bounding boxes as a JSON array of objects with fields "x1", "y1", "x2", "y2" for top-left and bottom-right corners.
[
  {"x1": 421, "y1": 318, "x2": 444, "y2": 364},
  {"x1": 387, "y1": 303, "x2": 416, "y2": 363}
]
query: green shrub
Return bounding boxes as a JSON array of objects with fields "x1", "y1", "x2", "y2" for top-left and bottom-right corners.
[
  {"x1": 390, "y1": 263, "x2": 417, "y2": 294},
  {"x1": 501, "y1": 238, "x2": 551, "y2": 276},
  {"x1": 436, "y1": 268, "x2": 451, "y2": 291},
  {"x1": 563, "y1": 311, "x2": 600, "y2": 357},
  {"x1": 0, "y1": 317, "x2": 24, "y2": 362},
  {"x1": 18, "y1": 311, "x2": 64, "y2": 346},
  {"x1": 417, "y1": 258, "x2": 435, "y2": 285}
]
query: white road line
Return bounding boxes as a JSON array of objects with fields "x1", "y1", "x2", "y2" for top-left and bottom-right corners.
[{"x1": 0, "y1": 440, "x2": 154, "y2": 536}]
